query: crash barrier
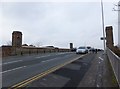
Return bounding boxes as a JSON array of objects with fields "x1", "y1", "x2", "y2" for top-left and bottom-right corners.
[{"x1": 107, "y1": 47, "x2": 120, "y2": 87}]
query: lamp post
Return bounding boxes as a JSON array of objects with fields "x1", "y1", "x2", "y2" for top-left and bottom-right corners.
[{"x1": 101, "y1": 0, "x2": 106, "y2": 54}]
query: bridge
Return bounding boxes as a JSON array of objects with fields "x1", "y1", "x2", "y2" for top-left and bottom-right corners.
[
  {"x1": 1, "y1": 25, "x2": 120, "y2": 88},
  {"x1": 1, "y1": 49, "x2": 120, "y2": 88}
]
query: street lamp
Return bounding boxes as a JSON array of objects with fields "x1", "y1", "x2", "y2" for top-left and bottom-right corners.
[{"x1": 101, "y1": 0, "x2": 106, "y2": 54}]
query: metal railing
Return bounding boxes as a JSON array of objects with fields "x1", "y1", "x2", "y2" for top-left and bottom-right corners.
[{"x1": 107, "y1": 47, "x2": 120, "y2": 87}]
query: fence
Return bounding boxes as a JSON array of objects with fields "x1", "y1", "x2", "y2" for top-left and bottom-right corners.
[{"x1": 107, "y1": 47, "x2": 120, "y2": 87}]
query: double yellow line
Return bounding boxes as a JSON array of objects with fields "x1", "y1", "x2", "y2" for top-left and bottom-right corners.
[{"x1": 9, "y1": 55, "x2": 85, "y2": 89}]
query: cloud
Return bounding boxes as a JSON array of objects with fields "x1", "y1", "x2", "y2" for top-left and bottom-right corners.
[
  {"x1": 1, "y1": 1, "x2": 118, "y2": 48},
  {"x1": 1, "y1": 0, "x2": 120, "y2": 3}
]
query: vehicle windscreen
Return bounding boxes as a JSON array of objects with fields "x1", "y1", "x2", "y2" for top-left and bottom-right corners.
[{"x1": 78, "y1": 47, "x2": 86, "y2": 49}]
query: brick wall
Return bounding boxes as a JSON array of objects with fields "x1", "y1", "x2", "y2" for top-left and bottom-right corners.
[
  {"x1": 113, "y1": 46, "x2": 120, "y2": 57},
  {"x1": 1, "y1": 46, "x2": 70, "y2": 57},
  {"x1": 1, "y1": 46, "x2": 13, "y2": 57}
]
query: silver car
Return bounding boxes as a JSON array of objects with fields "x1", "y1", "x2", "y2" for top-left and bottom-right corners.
[{"x1": 76, "y1": 47, "x2": 88, "y2": 54}]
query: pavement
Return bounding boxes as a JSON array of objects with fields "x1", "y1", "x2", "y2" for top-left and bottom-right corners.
[{"x1": 25, "y1": 52, "x2": 119, "y2": 88}]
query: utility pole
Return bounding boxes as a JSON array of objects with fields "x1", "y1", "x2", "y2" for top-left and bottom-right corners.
[
  {"x1": 113, "y1": 1, "x2": 120, "y2": 47},
  {"x1": 101, "y1": 0, "x2": 106, "y2": 54}
]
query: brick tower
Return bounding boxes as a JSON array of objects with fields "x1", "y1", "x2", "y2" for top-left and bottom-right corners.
[
  {"x1": 70, "y1": 43, "x2": 73, "y2": 49},
  {"x1": 12, "y1": 31, "x2": 22, "y2": 47},
  {"x1": 105, "y1": 26, "x2": 114, "y2": 49}
]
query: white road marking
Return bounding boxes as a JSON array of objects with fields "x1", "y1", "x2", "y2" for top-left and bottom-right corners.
[
  {"x1": 55, "y1": 53, "x2": 67, "y2": 55},
  {"x1": 99, "y1": 74, "x2": 102, "y2": 77},
  {"x1": 0, "y1": 60, "x2": 23, "y2": 65},
  {"x1": 59, "y1": 53, "x2": 66, "y2": 55},
  {"x1": 42, "y1": 57, "x2": 60, "y2": 63},
  {"x1": 35, "y1": 55, "x2": 50, "y2": 59},
  {"x1": 97, "y1": 84, "x2": 100, "y2": 87},
  {"x1": 0, "y1": 66, "x2": 27, "y2": 74},
  {"x1": 99, "y1": 57, "x2": 104, "y2": 61}
]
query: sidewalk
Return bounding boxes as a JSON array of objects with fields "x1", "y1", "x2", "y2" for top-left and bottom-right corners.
[{"x1": 77, "y1": 52, "x2": 118, "y2": 87}]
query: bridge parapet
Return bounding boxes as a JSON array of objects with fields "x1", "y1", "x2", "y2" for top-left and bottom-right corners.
[
  {"x1": 1, "y1": 46, "x2": 70, "y2": 57},
  {"x1": 107, "y1": 47, "x2": 120, "y2": 87}
]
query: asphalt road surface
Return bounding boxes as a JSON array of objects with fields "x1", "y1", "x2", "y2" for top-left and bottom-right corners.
[
  {"x1": 2, "y1": 52, "x2": 84, "y2": 87},
  {"x1": 26, "y1": 52, "x2": 95, "y2": 88},
  {"x1": 26, "y1": 51, "x2": 118, "y2": 88},
  {"x1": 2, "y1": 52, "x2": 118, "y2": 88}
]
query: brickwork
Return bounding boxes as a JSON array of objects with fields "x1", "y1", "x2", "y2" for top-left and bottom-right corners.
[
  {"x1": 105, "y1": 26, "x2": 114, "y2": 49},
  {"x1": 105, "y1": 26, "x2": 120, "y2": 57},
  {"x1": 1, "y1": 46, "x2": 13, "y2": 57},
  {"x1": 113, "y1": 46, "x2": 120, "y2": 57},
  {"x1": 1, "y1": 46, "x2": 70, "y2": 57},
  {"x1": 70, "y1": 43, "x2": 73, "y2": 49},
  {"x1": 1, "y1": 31, "x2": 70, "y2": 57},
  {"x1": 12, "y1": 31, "x2": 22, "y2": 47}
]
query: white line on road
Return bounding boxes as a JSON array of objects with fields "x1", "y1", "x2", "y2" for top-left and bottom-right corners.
[
  {"x1": 97, "y1": 84, "x2": 100, "y2": 87},
  {"x1": 0, "y1": 66, "x2": 27, "y2": 74},
  {"x1": 41, "y1": 57, "x2": 60, "y2": 63},
  {"x1": 41, "y1": 54, "x2": 74, "y2": 63},
  {"x1": 99, "y1": 74, "x2": 102, "y2": 77},
  {"x1": 35, "y1": 55, "x2": 51, "y2": 59},
  {"x1": 99, "y1": 57, "x2": 104, "y2": 61},
  {"x1": 0, "y1": 60, "x2": 23, "y2": 65}
]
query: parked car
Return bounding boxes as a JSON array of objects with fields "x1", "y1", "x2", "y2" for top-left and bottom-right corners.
[{"x1": 76, "y1": 46, "x2": 88, "y2": 54}]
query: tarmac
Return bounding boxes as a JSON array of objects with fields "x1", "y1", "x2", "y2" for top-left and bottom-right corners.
[{"x1": 25, "y1": 52, "x2": 119, "y2": 88}]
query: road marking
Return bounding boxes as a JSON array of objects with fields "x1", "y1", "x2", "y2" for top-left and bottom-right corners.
[
  {"x1": 0, "y1": 66, "x2": 26, "y2": 74},
  {"x1": 9, "y1": 54, "x2": 87, "y2": 89},
  {"x1": 0, "y1": 60, "x2": 23, "y2": 65},
  {"x1": 55, "y1": 53, "x2": 68, "y2": 55},
  {"x1": 99, "y1": 74, "x2": 102, "y2": 77},
  {"x1": 99, "y1": 57, "x2": 104, "y2": 61},
  {"x1": 97, "y1": 84, "x2": 100, "y2": 87},
  {"x1": 41, "y1": 54, "x2": 72, "y2": 63},
  {"x1": 35, "y1": 55, "x2": 50, "y2": 59},
  {"x1": 41, "y1": 57, "x2": 60, "y2": 63}
]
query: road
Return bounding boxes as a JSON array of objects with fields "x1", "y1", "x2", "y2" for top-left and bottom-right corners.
[
  {"x1": 2, "y1": 52, "x2": 84, "y2": 87},
  {"x1": 2, "y1": 51, "x2": 118, "y2": 88},
  {"x1": 26, "y1": 52, "x2": 96, "y2": 88},
  {"x1": 25, "y1": 51, "x2": 118, "y2": 88}
]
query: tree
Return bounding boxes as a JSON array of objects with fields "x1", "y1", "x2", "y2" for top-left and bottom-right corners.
[
  {"x1": 34, "y1": 41, "x2": 43, "y2": 47},
  {"x1": 22, "y1": 44, "x2": 28, "y2": 46}
]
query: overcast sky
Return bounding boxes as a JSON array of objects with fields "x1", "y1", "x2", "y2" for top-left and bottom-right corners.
[{"x1": 0, "y1": 0, "x2": 119, "y2": 49}]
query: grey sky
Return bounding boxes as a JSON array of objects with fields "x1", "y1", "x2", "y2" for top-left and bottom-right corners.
[{"x1": 0, "y1": 0, "x2": 119, "y2": 49}]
